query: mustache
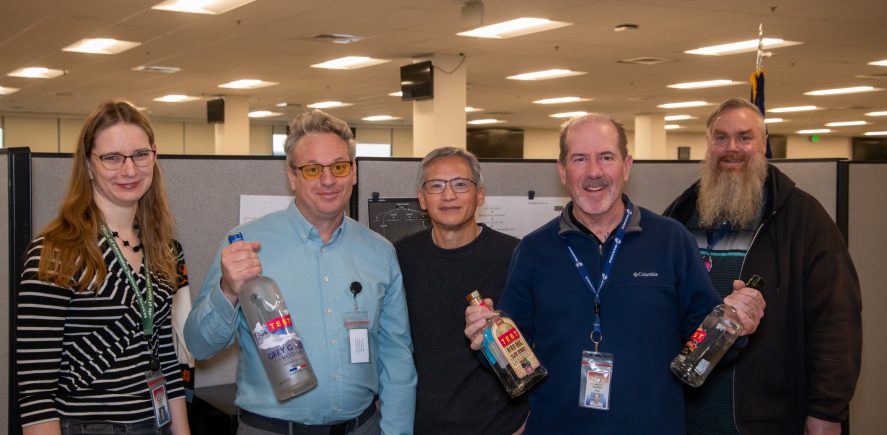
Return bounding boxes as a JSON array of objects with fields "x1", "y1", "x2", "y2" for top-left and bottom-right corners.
[{"x1": 582, "y1": 178, "x2": 609, "y2": 189}]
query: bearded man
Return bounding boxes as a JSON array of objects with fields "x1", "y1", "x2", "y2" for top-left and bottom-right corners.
[{"x1": 664, "y1": 98, "x2": 862, "y2": 435}]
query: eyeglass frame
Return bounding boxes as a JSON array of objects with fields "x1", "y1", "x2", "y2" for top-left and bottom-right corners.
[
  {"x1": 291, "y1": 160, "x2": 354, "y2": 180},
  {"x1": 90, "y1": 149, "x2": 157, "y2": 170},
  {"x1": 421, "y1": 177, "x2": 477, "y2": 194}
]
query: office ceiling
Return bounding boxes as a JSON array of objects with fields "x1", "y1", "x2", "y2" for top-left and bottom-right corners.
[{"x1": 1, "y1": 0, "x2": 886, "y2": 135}]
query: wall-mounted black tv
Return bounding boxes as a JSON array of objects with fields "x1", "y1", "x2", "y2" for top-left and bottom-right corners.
[{"x1": 400, "y1": 61, "x2": 433, "y2": 101}]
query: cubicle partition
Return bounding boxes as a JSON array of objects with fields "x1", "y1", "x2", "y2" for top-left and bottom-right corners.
[{"x1": 1, "y1": 150, "x2": 10, "y2": 435}]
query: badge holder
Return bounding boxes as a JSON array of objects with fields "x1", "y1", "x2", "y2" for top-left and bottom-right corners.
[
  {"x1": 147, "y1": 358, "x2": 171, "y2": 428},
  {"x1": 343, "y1": 282, "x2": 370, "y2": 364},
  {"x1": 579, "y1": 350, "x2": 613, "y2": 411}
]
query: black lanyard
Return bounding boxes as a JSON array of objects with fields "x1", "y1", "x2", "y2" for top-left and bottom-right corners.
[{"x1": 561, "y1": 201, "x2": 633, "y2": 352}]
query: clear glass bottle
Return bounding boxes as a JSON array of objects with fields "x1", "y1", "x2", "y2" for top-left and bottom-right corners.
[
  {"x1": 229, "y1": 232, "x2": 317, "y2": 400},
  {"x1": 671, "y1": 275, "x2": 764, "y2": 387},
  {"x1": 466, "y1": 290, "x2": 547, "y2": 397}
]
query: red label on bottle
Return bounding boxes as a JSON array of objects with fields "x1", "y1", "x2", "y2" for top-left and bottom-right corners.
[
  {"x1": 266, "y1": 315, "x2": 293, "y2": 333},
  {"x1": 497, "y1": 327, "x2": 521, "y2": 347},
  {"x1": 691, "y1": 328, "x2": 707, "y2": 343}
]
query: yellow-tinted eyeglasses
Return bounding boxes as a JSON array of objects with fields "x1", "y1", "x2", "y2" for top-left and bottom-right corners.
[{"x1": 293, "y1": 161, "x2": 353, "y2": 180}]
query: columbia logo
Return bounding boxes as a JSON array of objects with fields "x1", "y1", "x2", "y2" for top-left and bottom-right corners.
[
  {"x1": 633, "y1": 272, "x2": 659, "y2": 277},
  {"x1": 575, "y1": 261, "x2": 583, "y2": 267}
]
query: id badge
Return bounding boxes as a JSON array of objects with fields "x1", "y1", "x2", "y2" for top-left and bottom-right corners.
[
  {"x1": 579, "y1": 351, "x2": 613, "y2": 411},
  {"x1": 343, "y1": 310, "x2": 370, "y2": 364},
  {"x1": 146, "y1": 370, "x2": 171, "y2": 428}
]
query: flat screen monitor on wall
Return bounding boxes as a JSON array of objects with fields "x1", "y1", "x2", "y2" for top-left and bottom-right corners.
[{"x1": 400, "y1": 61, "x2": 433, "y2": 101}]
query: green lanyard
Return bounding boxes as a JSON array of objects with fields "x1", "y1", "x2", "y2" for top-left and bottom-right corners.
[{"x1": 100, "y1": 224, "x2": 154, "y2": 338}]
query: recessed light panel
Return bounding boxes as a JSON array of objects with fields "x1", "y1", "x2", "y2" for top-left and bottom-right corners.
[
  {"x1": 62, "y1": 38, "x2": 141, "y2": 54},
  {"x1": 664, "y1": 115, "x2": 694, "y2": 121},
  {"x1": 533, "y1": 96, "x2": 590, "y2": 105},
  {"x1": 465, "y1": 106, "x2": 483, "y2": 112},
  {"x1": 468, "y1": 119, "x2": 503, "y2": 125},
  {"x1": 132, "y1": 65, "x2": 181, "y2": 74},
  {"x1": 306, "y1": 101, "x2": 352, "y2": 109},
  {"x1": 507, "y1": 69, "x2": 586, "y2": 81},
  {"x1": 667, "y1": 79, "x2": 742, "y2": 89},
  {"x1": 864, "y1": 131, "x2": 887, "y2": 136},
  {"x1": 664, "y1": 124, "x2": 682, "y2": 130},
  {"x1": 154, "y1": 94, "x2": 200, "y2": 102},
  {"x1": 657, "y1": 101, "x2": 709, "y2": 109},
  {"x1": 8, "y1": 67, "x2": 65, "y2": 79},
  {"x1": 152, "y1": 0, "x2": 257, "y2": 15},
  {"x1": 804, "y1": 86, "x2": 880, "y2": 96},
  {"x1": 549, "y1": 111, "x2": 588, "y2": 118},
  {"x1": 797, "y1": 129, "x2": 831, "y2": 134},
  {"x1": 458, "y1": 18, "x2": 572, "y2": 39},
  {"x1": 218, "y1": 79, "x2": 278, "y2": 89},
  {"x1": 388, "y1": 91, "x2": 403, "y2": 97},
  {"x1": 768, "y1": 106, "x2": 818, "y2": 113},
  {"x1": 311, "y1": 56, "x2": 389, "y2": 70},
  {"x1": 865, "y1": 111, "x2": 887, "y2": 117},
  {"x1": 362, "y1": 115, "x2": 401, "y2": 122},
  {"x1": 0, "y1": 86, "x2": 19, "y2": 95},
  {"x1": 764, "y1": 118, "x2": 785, "y2": 124},
  {"x1": 868, "y1": 60, "x2": 887, "y2": 67},
  {"x1": 825, "y1": 121, "x2": 866, "y2": 127},
  {"x1": 686, "y1": 38, "x2": 802, "y2": 56}
]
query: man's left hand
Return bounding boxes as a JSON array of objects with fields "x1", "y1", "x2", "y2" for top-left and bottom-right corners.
[
  {"x1": 724, "y1": 279, "x2": 766, "y2": 335},
  {"x1": 805, "y1": 416, "x2": 841, "y2": 435}
]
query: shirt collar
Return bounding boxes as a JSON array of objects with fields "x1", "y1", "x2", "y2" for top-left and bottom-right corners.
[
  {"x1": 285, "y1": 200, "x2": 347, "y2": 244},
  {"x1": 558, "y1": 194, "x2": 642, "y2": 239}
]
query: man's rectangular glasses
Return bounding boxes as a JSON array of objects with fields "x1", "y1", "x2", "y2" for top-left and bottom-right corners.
[
  {"x1": 294, "y1": 161, "x2": 353, "y2": 180},
  {"x1": 422, "y1": 178, "x2": 476, "y2": 194},
  {"x1": 92, "y1": 149, "x2": 156, "y2": 170}
]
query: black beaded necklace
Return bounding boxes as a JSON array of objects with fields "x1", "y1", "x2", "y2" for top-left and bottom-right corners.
[{"x1": 111, "y1": 223, "x2": 142, "y2": 252}]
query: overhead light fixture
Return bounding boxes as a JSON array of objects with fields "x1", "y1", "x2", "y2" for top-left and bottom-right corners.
[
  {"x1": 132, "y1": 65, "x2": 181, "y2": 73},
  {"x1": 218, "y1": 79, "x2": 278, "y2": 89},
  {"x1": 865, "y1": 111, "x2": 887, "y2": 116},
  {"x1": 667, "y1": 79, "x2": 743, "y2": 89},
  {"x1": 686, "y1": 38, "x2": 802, "y2": 56},
  {"x1": 664, "y1": 124, "x2": 682, "y2": 130},
  {"x1": 804, "y1": 86, "x2": 880, "y2": 96},
  {"x1": 307, "y1": 101, "x2": 352, "y2": 109},
  {"x1": 769, "y1": 105, "x2": 818, "y2": 113},
  {"x1": 458, "y1": 17, "x2": 572, "y2": 39},
  {"x1": 657, "y1": 101, "x2": 709, "y2": 109},
  {"x1": 507, "y1": 69, "x2": 586, "y2": 81},
  {"x1": 549, "y1": 111, "x2": 588, "y2": 118},
  {"x1": 764, "y1": 118, "x2": 785, "y2": 123},
  {"x1": 0, "y1": 85, "x2": 19, "y2": 95},
  {"x1": 154, "y1": 94, "x2": 200, "y2": 102},
  {"x1": 8, "y1": 67, "x2": 65, "y2": 79},
  {"x1": 465, "y1": 106, "x2": 483, "y2": 112},
  {"x1": 311, "y1": 56, "x2": 389, "y2": 70},
  {"x1": 868, "y1": 60, "x2": 887, "y2": 67},
  {"x1": 152, "y1": 0, "x2": 257, "y2": 15},
  {"x1": 248, "y1": 111, "x2": 283, "y2": 118},
  {"x1": 62, "y1": 38, "x2": 141, "y2": 55},
  {"x1": 388, "y1": 91, "x2": 403, "y2": 97},
  {"x1": 864, "y1": 131, "x2": 887, "y2": 136},
  {"x1": 825, "y1": 121, "x2": 867, "y2": 127},
  {"x1": 664, "y1": 115, "x2": 694, "y2": 121},
  {"x1": 533, "y1": 96, "x2": 590, "y2": 105},
  {"x1": 468, "y1": 119, "x2": 504, "y2": 125},
  {"x1": 797, "y1": 129, "x2": 831, "y2": 134},
  {"x1": 362, "y1": 115, "x2": 401, "y2": 122}
]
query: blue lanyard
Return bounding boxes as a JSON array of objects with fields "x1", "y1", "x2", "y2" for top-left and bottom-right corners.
[
  {"x1": 701, "y1": 221, "x2": 731, "y2": 272},
  {"x1": 561, "y1": 201, "x2": 633, "y2": 352}
]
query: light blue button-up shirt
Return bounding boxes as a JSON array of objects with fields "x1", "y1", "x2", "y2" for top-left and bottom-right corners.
[{"x1": 185, "y1": 201, "x2": 416, "y2": 434}]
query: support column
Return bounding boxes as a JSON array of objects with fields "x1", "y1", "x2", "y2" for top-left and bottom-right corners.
[
  {"x1": 634, "y1": 113, "x2": 667, "y2": 159},
  {"x1": 214, "y1": 95, "x2": 250, "y2": 155},
  {"x1": 412, "y1": 54, "x2": 466, "y2": 157}
]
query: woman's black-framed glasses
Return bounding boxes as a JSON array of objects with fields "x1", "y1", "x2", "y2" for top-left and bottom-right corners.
[
  {"x1": 294, "y1": 160, "x2": 354, "y2": 180},
  {"x1": 92, "y1": 149, "x2": 156, "y2": 170},
  {"x1": 422, "y1": 178, "x2": 476, "y2": 194}
]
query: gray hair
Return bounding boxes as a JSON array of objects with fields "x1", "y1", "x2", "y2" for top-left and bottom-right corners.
[
  {"x1": 558, "y1": 113, "x2": 628, "y2": 162},
  {"x1": 416, "y1": 147, "x2": 484, "y2": 191},
  {"x1": 706, "y1": 98, "x2": 766, "y2": 137},
  {"x1": 283, "y1": 110, "x2": 356, "y2": 169}
]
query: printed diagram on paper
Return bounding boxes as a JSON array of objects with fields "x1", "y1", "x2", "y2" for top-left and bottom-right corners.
[{"x1": 477, "y1": 196, "x2": 570, "y2": 238}]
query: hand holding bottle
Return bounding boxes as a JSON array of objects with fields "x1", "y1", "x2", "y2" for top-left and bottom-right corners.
[
  {"x1": 220, "y1": 238, "x2": 262, "y2": 305},
  {"x1": 723, "y1": 279, "x2": 766, "y2": 335},
  {"x1": 464, "y1": 297, "x2": 498, "y2": 350}
]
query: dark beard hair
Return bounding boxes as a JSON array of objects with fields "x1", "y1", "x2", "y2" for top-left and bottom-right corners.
[{"x1": 697, "y1": 153, "x2": 768, "y2": 230}]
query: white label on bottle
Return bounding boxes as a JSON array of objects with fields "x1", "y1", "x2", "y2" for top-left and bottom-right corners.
[
  {"x1": 349, "y1": 328, "x2": 369, "y2": 363},
  {"x1": 694, "y1": 359, "x2": 710, "y2": 375}
]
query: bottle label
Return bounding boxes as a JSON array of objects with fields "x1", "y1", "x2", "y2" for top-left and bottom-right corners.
[
  {"x1": 266, "y1": 315, "x2": 294, "y2": 333},
  {"x1": 493, "y1": 319, "x2": 541, "y2": 379},
  {"x1": 679, "y1": 327, "x2": 707, "y2": 356}
]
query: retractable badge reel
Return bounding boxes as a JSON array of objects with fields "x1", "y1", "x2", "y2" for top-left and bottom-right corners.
[{"x1": 343, "y1": 281, "x2": 371, "y2": 364}]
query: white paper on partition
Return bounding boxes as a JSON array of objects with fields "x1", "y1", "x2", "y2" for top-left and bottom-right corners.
[
  {"x1": 477, "y1": 196, "x2": 570, "y2": 238},
  {"x1": 239, "y1": 195, "x2": 293, "y2": 225}
]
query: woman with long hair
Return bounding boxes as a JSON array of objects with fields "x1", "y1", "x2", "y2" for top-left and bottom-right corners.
[{"x1": 17, "y1": 100, "x2": 191, "y2": 434}]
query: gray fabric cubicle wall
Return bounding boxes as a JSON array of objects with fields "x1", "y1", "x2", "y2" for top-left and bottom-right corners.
[{"x1": 1, "y1": 151, "x2": 10, "y2": 435}]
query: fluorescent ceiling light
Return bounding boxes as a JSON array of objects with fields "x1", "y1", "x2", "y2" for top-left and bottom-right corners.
[
  {"x1": 825, "y1": 121, "x2": 867, "y2": 127},
  {"x1": 0, "y1": 86, "x2": 19, "y2": 95},
  {"x1": 62, "y1": 38, "x2": 141, "y2": 55},
  {"x1": 664, "y1": 124, "x2": 682, "y2": 130},
  {"x1": 362, "y1": 115, "x2": 401, "y2": 122},
  {"x1": 804, "y1": 86, "x2": 880, "y2": 96},
  {"x1": 864, "y1": 131, "x2": 887, "y2": 136},
  {"x1": 764, "y1": 118, "x2": 785, "y2": 124},
  {"x1": 549, "y1": 111, "x2": 588, "y2": 118},
  {"x1": 657, "y1": 101, "x2": 709, "y2": 109},
  {"x1": 132, "y1": 65, "x2": 181, "y2": 73},
  {"x1": 533, "y1": 96, "x2": 590, "y2": 105},
  {"x1": 667, "y1": 79, "x2": 743, "y2": 89},
  {"x1": 307, "y1": 101, "x2": 352, "y2": 109},
  {"x1": 388, "y1": 91, "x2": 402, "y2": 97},
  {"x1": 152, "y1": 0, "x2": 256, "y2": 15},
  {"x1": 507, "y1": 69, "x2": 586, "y2": 81},
  {"x1": 797, "y1": 129, "x2": 831, "y2": 134},
  {"x1": 154, "y1": 94, "x2": 199, "y2": 102},
  {"x1": 664, "y1": 115, "x2": 694, "y2": 121},
  {"x1": 311, "y1": 56, "x2": 389, "y2": 70},
  {"x1": 465, "y1": 106, "x2": 483, "y2": 112},
  {"x1": 769, "y1": 105, "x2": 818, "y2": 113},
  {"x1": 8, "y1": 67, "x2": 65, "y2": 79},
  {"x1": 218, "y1": 79, "x2": 278, "y2": 89},
  {"x1": 868, "y1": 60, "x2": 887, "y2": 67},
  {"x1": 468, "y1": 119, "x2": 503, "y2": 125},
  {"x1": 248, "y1": 111, "x2": 283, "y2": 118},
  {"x1": 458, "y1": 17, "x2": 572, "y2": 39},
  {"x1": 865, "y1": 111, "x2": 887, "y2": 117},
  {"x1": 686, "y1": 38, "x2": 802, "y2": 56}
]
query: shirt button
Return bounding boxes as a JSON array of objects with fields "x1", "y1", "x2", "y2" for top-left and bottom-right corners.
[
  {"x1": 331, "y1": 339, "x2": 336, "y2": 345},
  {"x1": 323, "y1": 276, "x2": 329, "y2": 282},
  {"x1": 327, "y1": 308, "x2": 332, "y2": 314},
  {"x1": 321, "y1": 247, "x2": 325, "y2": 253}
]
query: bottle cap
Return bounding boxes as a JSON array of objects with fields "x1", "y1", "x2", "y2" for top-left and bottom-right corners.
[
  {"x1": 465, "y1": 290, "x2": 482, "y2": 303},
  {"x1": 746, "y1": 275, "x2": 765, "y2": 290},
  {"x1": 227, "y1": 231, "x2": 244, "y2": 244}
]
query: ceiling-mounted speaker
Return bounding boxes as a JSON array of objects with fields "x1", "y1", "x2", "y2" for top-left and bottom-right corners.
[
  {"x1": 207, "y1": 98, "x2": 224, "y2": 123},
  {"x1": 461, "y1": 1, "x2": 484, "y2": 29}
]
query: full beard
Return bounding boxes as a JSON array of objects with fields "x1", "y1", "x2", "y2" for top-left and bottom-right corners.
[{"x1": 697, "y1": 153, "x2": 768, "y2": 230}]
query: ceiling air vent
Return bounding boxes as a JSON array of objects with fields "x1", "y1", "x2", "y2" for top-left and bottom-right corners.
[
  {"x1": 310, "y1": 34, "x2": 365, "y2": 44},
  {"x1": 132, "y1": 65, "x2": 181, "y2": 74},
  {"x1": 617, "y1": 57, "x2": 676, "y2": 65}
]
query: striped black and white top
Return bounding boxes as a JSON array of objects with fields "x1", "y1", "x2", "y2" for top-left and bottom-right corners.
[{"x1": 16, "y1": 235, "x2": 188, "y2": 426}]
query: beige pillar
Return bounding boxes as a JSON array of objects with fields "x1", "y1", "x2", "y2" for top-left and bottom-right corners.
[
  {"x1": 411, "y1": 54, "x2": 467, "y2": 157},
  {"x1": 634, "y1": 113, "x2": 667, "y2": 159},
  {"x1": 214, "y1": 95, "x2": 250, "y2": 155}
]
